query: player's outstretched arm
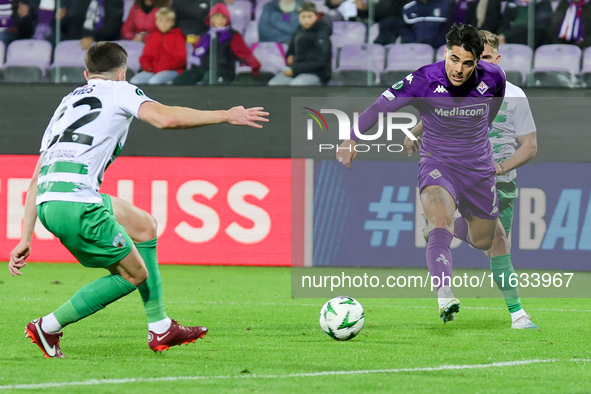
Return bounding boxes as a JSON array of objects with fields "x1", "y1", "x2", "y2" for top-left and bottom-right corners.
[
  {"x1": 9, "y1": 156, "x2": 42, "y2": 277},
  {"x1": 494, "y1": 132, "x2": 537, "y2": 175},
  {"x1": 138, "y1": 101, "x2": 269, "y2": 130},
  {"x1": 336, "y1": 139, "x2": 357, "y2": 169}
]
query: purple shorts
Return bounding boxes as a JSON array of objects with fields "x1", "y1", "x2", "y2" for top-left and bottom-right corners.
[{"x1": 418, "y1": 157, "x2": 499, "y2": 220}]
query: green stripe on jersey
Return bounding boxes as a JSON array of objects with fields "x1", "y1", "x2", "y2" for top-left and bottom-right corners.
[
  {"x1": 37, "y1": 181, "x2": 84, "y2": 195},
  {"x1": 40, "y1": 162, "x2": 89, "y2": 176}
]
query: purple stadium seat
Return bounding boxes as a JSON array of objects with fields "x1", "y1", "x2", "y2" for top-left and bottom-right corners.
[
  {"x1": 335, "y1": 43, "x2": 385, "y2": 85},
  {"x1": 235, "y1": 41, "x2": 286, "y2": 83},
  {"x1": 227, "y1": 0, "x2": 252, "y2": 34},
  {"x1": 581, "y1": 46, "x2": 591, "y2": 72},
  {"x1": 498, "y1": 43, "x2": 532, "y2": 86},
  {"x1": 580, "y1": 47, "x2": 591, "y2": 87},
  {"x1": 244, "y1": 21, "x2": 259, "y2": 47},
  {"x1": 330, "y1": 21, "x2": 367, "y2": 48},
  {"x1": 123, "y1": 0, "x2": 134, "y2": 22},
  {"x1": 436, "y1": 44, "x2": 446, "y2": 62},
  {"x1": 52, "y1": 40, "x2": 86, "y2": 68},
  {"x1": 115, "y1": 40, "x2": 145, "y2": 76},
  {"x1": 381, "y1": 43, "x2": 434, "y2": 83},
  {"x1": 3, "y1": 39, "x2": 53, "y2": 82},
  {"x1": 0, "y1": 40, "x2": 5, "y2": 67},
  {"x1": 532, "y1": 44, "x2": 582, "y2": 87},
  {"x1": 47, "y1": 40, "x2": 88, "y2": 83},
  {"x1": 368, "y1": 23, "x2": 379, "y2": 44}
]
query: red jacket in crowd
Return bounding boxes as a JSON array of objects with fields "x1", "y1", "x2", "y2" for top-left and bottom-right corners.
[
  {"x1": 121, "y1": 4, "x2": 159, "y2": 42},
  {"x1": 139, "y1": 27, "x2": 187, "y2": 74}
]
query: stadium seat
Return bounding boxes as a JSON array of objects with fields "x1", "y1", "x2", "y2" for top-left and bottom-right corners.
[
  {"x1": 123, "y1": 0, "x2": 134, "y2": 22},
  {"x1": 330, "y1": 21, "x2": 367, "y2": 48},
  {"x1": 243, "y1": 20, "x2": 259, "y2": 47},
  {"x1": 2, "y1": 39, "x2": 52, "y2": 82},
  {"x1": 114, "y1": 40, "x2": 144, "y2": 79},
  {"x1": 0, "y1": 40, "x2": 4, "y2": 80},
  {"x1": 334, "y1": 43, "x2": 385, "y2": 85},
  {"x1": 579, "y1": 46, "x2": 591, "y2": 87},
  {"x1": 0, "y1": 40, "x2": 4, "y2": 66},
  {"x1": 581, "y1": 47, "x2": 591, "y2": 85},
  {"x1": 47, "y1": 40, "x2": 87, "y2": 83},
  {"x1": 434, "y1": 44, "x2": 447, "y2": 62},
  {"x1": 368, "y1": 23, "x2": 379, "y2": 44},
  {"x1": 531, "y1": 44, "x2": 583, "y2": 87},
  {"x1": 381, "y1": 43, "x2": 434, "y2": 84},
  {"x1": 498, "y1": 43, "x2": 532, "y2": 86},
  {"x1": 227, "y1": 0, "x2": 253, "y2": 34},
  {"x1": 235, "y1": 41, "x2": 286, "y2": 84}
]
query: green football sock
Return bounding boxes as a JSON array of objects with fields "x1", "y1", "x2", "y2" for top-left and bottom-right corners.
[
  {"x1": 136, "y1": 238, "x2": 168, "y2": 323},
  {"x1": 490, "y1": 254, "x2": 522, "y2": 313},
  {"x1": 53, "y1": 274, "x2": 137, "y2": 327}
]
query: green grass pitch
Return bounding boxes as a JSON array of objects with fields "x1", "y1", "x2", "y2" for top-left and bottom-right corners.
[{"x1": 1, "y1": 262, "x2": 590, "y2": 392}]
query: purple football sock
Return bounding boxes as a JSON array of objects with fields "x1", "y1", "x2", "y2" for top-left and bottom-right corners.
[{"x1": 426, "y1": 228, "x2": 453, "y2": 290}]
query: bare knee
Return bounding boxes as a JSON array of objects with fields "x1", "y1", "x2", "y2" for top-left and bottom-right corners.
[
  {"x1": 136, "y1": 213, "x2": 158, "y2": 242},
  {"x1": 488, "y1": 227, "x2": 510, "y2": 257},
  {"x1": 472, "y1": 234, "x2": 495, "y2": 251}
]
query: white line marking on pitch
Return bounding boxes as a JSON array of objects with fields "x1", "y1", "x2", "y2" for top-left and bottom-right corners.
[{"x1": 3, "y1": 359, "x2": 590, "y2": 390}]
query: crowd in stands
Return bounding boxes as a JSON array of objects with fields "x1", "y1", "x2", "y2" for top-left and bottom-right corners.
[{"x1": 0, "y1": 0, "x2": 590, "y2": 86}]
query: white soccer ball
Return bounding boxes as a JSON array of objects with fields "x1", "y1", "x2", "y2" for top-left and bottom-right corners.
[{"x1": 319, "y1": 296, "x2": 364, "y2": 340}]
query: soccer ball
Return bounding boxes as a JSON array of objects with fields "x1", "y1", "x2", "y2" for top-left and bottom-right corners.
[{"x1": 319, "y1": 296, "x2": 364, "y2": 340}]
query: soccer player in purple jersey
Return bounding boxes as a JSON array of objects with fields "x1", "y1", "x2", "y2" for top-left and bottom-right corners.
[
  {"x1": 407, "y1": 31, "x2": 539, "y2": 329},
  {"x1": 336, "y1": 24, "x2": 506, "y2": 323}
]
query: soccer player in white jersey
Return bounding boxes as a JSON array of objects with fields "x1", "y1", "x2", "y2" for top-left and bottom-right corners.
[
  {"x1": 8, "y1": 42, "x2": 269, "y2": 358},
  {"x1": 478, "y1": 30, "x2": 539, "y2": 329}
]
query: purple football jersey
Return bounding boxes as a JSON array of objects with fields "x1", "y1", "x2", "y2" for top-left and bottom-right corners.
[{"x1": 352, "y1": 60, "x2": 506, "y2": 172}]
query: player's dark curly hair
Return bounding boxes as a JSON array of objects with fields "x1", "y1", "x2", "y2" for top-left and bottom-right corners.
[
  {"x1": 85, "y1": 42, "x2": 128, "y2": 74},
  {"x1": 445, "y1": 24, "x2": 484, "y2": 62}
]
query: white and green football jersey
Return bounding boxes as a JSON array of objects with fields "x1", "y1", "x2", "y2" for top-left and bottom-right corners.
[
  {"x1": 489, "y1": 81, "x2": 537, "y2": 183},
  {"x1": 36, "y1": 79, "x2": 153, "y2": 205}
]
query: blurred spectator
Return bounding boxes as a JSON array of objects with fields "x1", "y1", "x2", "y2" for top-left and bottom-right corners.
[
  {"x1": 548, "y1": 0, "x2": 591, "y2": 47},
  {"x1": 61, "y1": 0, "x2": 124, "y2": 49},
  {"x1": 173, "y1": 3, "x2": 260, "y2": 85},
  {"x1": 121, "y1": 0, "x2": 169, "y2": 42},
  {"x1": 447, "y1": 0, "x2": 478, "y2": 26},
  {"x1": 324, "y1": 0, "x2": 368, "y2": 22},
  {"x1": 498, "y1": 0, "x2": 552, "y2": 48},
  {"x1": 471, "y1": 0, "x2": 503, "y2": 32},
  {"x1": 401, "y1": 0, "x2": 452, "y2": 47},
  {"x1": 0, "y1": 0, "x2": 38, "y2": 47},
  {"x1": 33, "y1": 0, "x2": 56, "y2": 41},
  {"x1": 269, "y1": 2, "x2": 332, "y2": 85},
  {"x1": 131, "y1": 7, "x2": 185, "y2": 84},
  {"x1": 374, "y1": 0, "x2": 406, "y2": 45},
  {"x1": 259, "y1": 0, "x2": 302, "y2": 43},
  {"x1": 172, "y1": 0, "x2": 222, "y2": 45}
]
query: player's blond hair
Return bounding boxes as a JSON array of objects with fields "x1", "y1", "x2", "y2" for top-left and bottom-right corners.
[{"x1": 478, "y1": 30, "x2": 499, "y2": 53}]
